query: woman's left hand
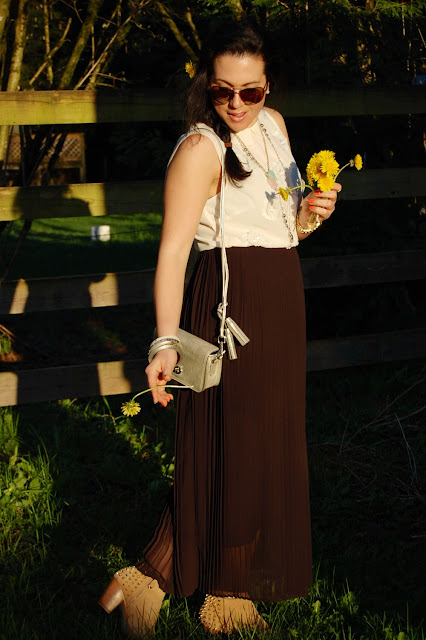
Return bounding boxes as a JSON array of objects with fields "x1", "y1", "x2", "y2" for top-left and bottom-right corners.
[{"x1": 298, "y1": 182, "x2": 342, "y2": 229}]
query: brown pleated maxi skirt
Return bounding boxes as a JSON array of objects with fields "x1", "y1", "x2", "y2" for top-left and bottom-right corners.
[{"x1": 136, "y1": 246, "x2": 312, "y2": 602}]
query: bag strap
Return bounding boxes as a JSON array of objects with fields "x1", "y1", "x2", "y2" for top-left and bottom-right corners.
[
  {"x1": 218, "y1": 158, "x2": 228, "y2": 358},
  {"x1": 171, "y1": 125, "x2": 249, "y2": 359},
  {"x1": 216, "y1": 142, "x2": 250, "y2": 360},
  {"x1": 184, "y1": 125, "x2": 229, "y2": 358}
]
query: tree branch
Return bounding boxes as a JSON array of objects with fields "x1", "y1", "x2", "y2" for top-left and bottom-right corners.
[
  {"x1": 185, "y1": 6, "x2": 201, "y2": 52},
  {"x1": 75, "y1": 11, "x2": 133, "y2": 89},
  {"x1": 155, "y1": 1, "x2": 197, "y2": 61},
  {"x1": 29, "y1": 17, "x2": 72, "y2": 86},
  {"x1": 43, "y1": 0, "x2": 53, "y2": 85}
]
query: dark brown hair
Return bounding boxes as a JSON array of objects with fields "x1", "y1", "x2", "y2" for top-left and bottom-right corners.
[{"x1": 184, "y1": 20, "x2": 271, "y2": 184}]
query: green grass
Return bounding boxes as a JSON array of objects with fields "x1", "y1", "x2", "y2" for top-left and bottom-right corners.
[
  {"x1": 1, "y1": 212, "x2": 162, "y2": 279},
  {"x1": 0, "y1": 362, "x2": 424, "y2": 639}
]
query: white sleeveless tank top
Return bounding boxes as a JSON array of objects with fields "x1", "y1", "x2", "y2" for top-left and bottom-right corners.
[{"x1": 168, "y1": 108, "x2": 302, "y2": 251}]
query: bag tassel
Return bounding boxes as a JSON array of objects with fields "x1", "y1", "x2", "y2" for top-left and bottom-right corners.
[{"x1": 217, "y1": 304, "x2": 250, "y2": 360}]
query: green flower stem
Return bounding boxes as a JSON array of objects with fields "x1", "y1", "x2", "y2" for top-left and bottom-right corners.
[
  {"x1": 334, "y1": 161, "x2": 352, "y2": 180},
  {"x1": 290, "y1": 184, "x2": 313, "y2": 195},
  {"x1": 131, "y1": 384, "x2": 192, "y2": 402}
]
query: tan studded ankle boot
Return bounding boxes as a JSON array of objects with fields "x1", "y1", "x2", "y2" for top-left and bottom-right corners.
[
  {"x1": 199, "y1": 594, "x2": 269, "y2": 634},
  {"x1": 98, "y1": 566, "x2": 165, "y2": 637}
]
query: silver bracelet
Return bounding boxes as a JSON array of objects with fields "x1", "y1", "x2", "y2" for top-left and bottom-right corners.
[
  {"x1": 150, "y1": 334, "x2": 179, "y2": 349},
  {"x1": 148, "y1": 342, "x2": 181, "y2": 362}
]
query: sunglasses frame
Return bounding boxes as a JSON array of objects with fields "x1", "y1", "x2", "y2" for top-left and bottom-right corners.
[{"x1": 209, "y1": 83, "x2": 268, "y2": 105}]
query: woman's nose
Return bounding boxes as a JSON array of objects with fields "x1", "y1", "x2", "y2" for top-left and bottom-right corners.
[{"x1": 228, "y1": 91, "x2": 244, "y2": 109}]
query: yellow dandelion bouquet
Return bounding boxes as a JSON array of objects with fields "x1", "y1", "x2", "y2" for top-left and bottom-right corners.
[
  {"x1": 280, "y1": 151, "x2": 363, "y2": 201},
  {"x1": 276, "y1": 151, "x2": 362, "y2": 232},
  {"x1": 306, "y1": 151, "x2": 362, "y2": 192}
]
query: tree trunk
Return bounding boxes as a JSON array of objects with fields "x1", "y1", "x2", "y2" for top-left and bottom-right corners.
[
  {"x1": 6, "y1": 0, "x2": 27, "y2": 91},
  {"x1": 58, "y1": 0, "x2": 105, "y2": 89},
  {"x1": 0, "y1": 0, "x2": 12, "y2": 44},
  {"x1": 0, "y1": 0, "x2": 28, "y2": 168}
]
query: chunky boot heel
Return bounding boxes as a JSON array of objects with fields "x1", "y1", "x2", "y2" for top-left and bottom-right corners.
[
  {"x1": 200, "y1": 594, "x2": 269, "y2": 635},
  {"x1": 98, "y1": 577, "x2": 124, "y2": 614},
  {"x1": 98, "y1": 566, "x2": 165, "y2": 637}
]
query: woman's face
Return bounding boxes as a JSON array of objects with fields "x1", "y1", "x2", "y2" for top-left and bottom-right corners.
[{"x1": 210, "y1": 53, "x2": 268, "y2": 133}]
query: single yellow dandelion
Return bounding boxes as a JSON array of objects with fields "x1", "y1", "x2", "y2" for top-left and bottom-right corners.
[
  {"x1": 319, "y1": 154, "x2": 339, "y2": 178},
  {"x1": 185, "y1": 61, "x2": 196, "y2": 79},
  {"x1": 354, "y1": 154, "x2": 363, "y2": 170},
  {"x1": 121, "y1": 400, "x2": 141, "y2": 417},
  {"x1": 316, "y1": 174, "x2": 336, "y2": 192},
  {"x1": 306, "y1": 153, "x2": 322, "y2": 186},
  {"x1": 278, "y1": 187, "x2": 289, "y2": 201}
]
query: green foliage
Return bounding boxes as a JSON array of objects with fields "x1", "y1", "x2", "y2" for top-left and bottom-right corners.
[
  {"x1": 0, "y1": 364, "x2": 424, "y2": 638},
  {"x1": 133, "y1": 0, "x2": 426, "y2": 88},
  {"x1": 0, "y1": 408, "x2": 61, "y2": 567}
]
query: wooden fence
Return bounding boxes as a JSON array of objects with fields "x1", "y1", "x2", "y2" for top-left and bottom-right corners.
[{"x1": 0, "y1": 88, "x2": 425, "y2": 406}]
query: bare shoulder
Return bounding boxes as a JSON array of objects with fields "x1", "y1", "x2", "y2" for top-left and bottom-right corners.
[
  {"x1": 264, "y1": 107, "x2": 291, "y2": 149},
  {"x1": 172, "y1": 133, "x2": 219, "y2": 166},
  {"x1": 167, "y1": 132, "x2": 221, "y2": 195}
]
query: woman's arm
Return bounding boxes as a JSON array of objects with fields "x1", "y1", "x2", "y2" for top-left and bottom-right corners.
[{"x1": 146, "y1": 134, "x2": 221, "y2": 406}]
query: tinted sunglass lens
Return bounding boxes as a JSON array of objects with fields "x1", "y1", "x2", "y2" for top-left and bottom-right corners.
[
  {"x1": 240, "y1": 88, "x2": 263, "y2": 104},
  {"x1": 210, "y1": 88, "x2": 233, "y2": 104}
]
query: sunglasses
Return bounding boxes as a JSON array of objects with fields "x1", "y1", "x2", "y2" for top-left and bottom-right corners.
[{"x1": 209, "y1": 84, "x2": 268, "y2": 105}]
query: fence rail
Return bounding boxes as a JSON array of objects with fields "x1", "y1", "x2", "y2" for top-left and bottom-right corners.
[
  {"x1": 0, "y1": 250, "x2": 424, "y2": 315},
  {"x1": 1, "y1": 167, "x2": 425, "y2": 222},
  {"x1": 1, "y1": 328, "x2": 424, "y2": 407},
  {"x1": 0, "y1": 87, "x2": 425, "y2": 125}
]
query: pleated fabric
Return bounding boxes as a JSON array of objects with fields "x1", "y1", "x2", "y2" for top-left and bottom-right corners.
[{"x1": 137, "y1": 246, "x2": 312, "y2": 602}]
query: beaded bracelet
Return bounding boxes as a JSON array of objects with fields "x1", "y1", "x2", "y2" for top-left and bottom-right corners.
[{"x1": 296, "y1": 213, "x2": 322, "y2": 234}]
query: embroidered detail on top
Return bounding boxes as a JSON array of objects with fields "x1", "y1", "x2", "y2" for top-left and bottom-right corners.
[{"x1": 241, "y1": 231, "x2": 265, "y2": 246}]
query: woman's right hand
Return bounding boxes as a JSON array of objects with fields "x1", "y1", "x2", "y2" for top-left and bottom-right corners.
[{"x1": 145, "y1": 349, "x2": 179, "y2": 407}]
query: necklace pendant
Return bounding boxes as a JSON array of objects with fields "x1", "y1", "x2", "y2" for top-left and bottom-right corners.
[{"x1": 266, "y1": 169, "x2": 278, "y2": 190}]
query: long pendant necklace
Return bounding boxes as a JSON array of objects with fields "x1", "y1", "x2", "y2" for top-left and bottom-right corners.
[
  {"x1": 233, "y1": 124, "x2": 278, "y2": 188},
  {"x1": 233, "y1": 123, "x2": 294, "y2": 242}
]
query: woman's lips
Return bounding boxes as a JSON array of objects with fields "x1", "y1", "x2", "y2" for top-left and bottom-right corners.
[{"x1": 227, "y1": 112, "x2": 247, "y2": 122}]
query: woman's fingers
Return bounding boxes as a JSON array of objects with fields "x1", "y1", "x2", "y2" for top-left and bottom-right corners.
[
  {"x1": 308, "y1": 182, "x2": 342, "y2": 220},
  {"x1": 145, "y1": 349, "x2": 178, "y2": 406}
]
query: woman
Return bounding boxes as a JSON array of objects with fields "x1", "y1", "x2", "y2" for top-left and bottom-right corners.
[{"x1": 99, "y1": 20, "x2": 341, "y2": 636}]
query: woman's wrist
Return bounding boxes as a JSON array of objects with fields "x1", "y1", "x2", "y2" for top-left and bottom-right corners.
[
  {"x1": 148, "y1": 335, "x2": 181, "y2": 362},
  {"x1": 296, "y1": 212, "x2": 322, "y2": 234},
  {"x1": 150, "y1": 334, "x2": 179, "y2": 347}
]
